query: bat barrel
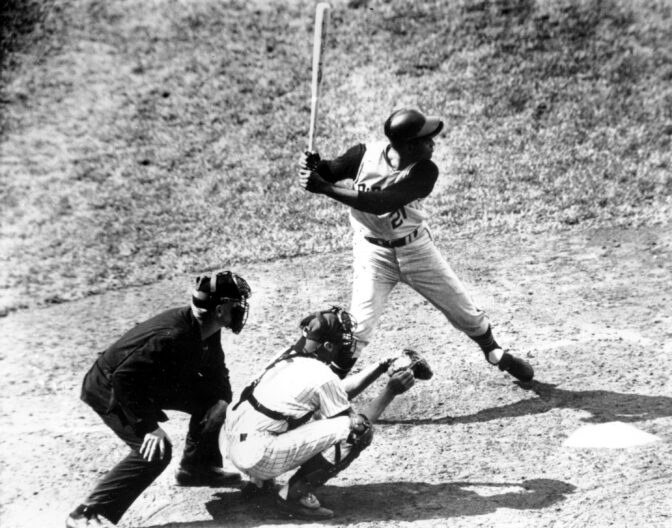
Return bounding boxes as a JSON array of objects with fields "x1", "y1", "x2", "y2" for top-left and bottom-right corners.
[{"x1": 308, "y1": 3, "x2": 330, "y2": 153}]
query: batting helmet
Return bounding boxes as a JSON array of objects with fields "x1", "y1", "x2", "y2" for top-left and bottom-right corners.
[{"x1": 384, "y1": 108, "x2": 444, "y2": 144}]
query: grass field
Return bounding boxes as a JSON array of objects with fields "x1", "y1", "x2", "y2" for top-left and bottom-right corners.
[
  {"x1": 1, "y1": 2, "x2": 672, "y2": 528},
  {"x1": 1, "y1": 0, "x2": 671, "y2": 314}
]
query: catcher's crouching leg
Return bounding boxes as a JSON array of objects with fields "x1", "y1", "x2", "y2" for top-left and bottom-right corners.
[{"x1": 286, "y1": 415, "x2": 373, "y2": 500}]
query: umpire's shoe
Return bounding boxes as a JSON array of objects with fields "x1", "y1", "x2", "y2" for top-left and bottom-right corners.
[
  {"x1": 497, "y1": 351, "x2": 534, "y2": 382},
  {"x1": 65, "y1": 505, "x2": 112, "y2": 527},
  {"x1": 275, "y1": 492, "x2": 334, "y2": 520},
  {"x1": 175, "y1": 465, "x2": 242, "y2": 487}
]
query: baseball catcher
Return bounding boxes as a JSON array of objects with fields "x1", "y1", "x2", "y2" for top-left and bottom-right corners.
[{"x1": 223, "y1": 306, "x2": 431, "y2": 520}]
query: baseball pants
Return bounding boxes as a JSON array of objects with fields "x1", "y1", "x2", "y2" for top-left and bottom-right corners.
[
  {"x1": 225, "y1": 409, "x2": 351, "y2": 480},
  {"x1": 81, "y1": 402, "x2": 225, "y2": 524},
  {"x1": 350, "y1": 228, "x2": 489, "y2": 352}
]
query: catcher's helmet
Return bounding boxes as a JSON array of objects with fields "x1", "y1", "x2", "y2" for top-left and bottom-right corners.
[
  {"x1": 191, "y1": 271, "x2": 251, "y2": 333},
  {"x1": 384, "y1": 108, "x2": 444, "y2": 144},
  {"x1": 299, "y1": 306, "x2": 357, "y2": 355}
]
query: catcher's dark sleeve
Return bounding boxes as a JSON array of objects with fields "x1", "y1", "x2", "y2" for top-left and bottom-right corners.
[
  {"x1": 316, "y1": 143, "x2": 366, "y2": 183},
  {"x1": 110, "y1": 335, "x2": 169, "y2": 435}
]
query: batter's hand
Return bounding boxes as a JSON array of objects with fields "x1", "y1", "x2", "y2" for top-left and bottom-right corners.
[
  {"x1": 299, "y1": 151, "x2": 320, "y2": 170},
  {"x1": 298, "y1": 152, "x2": 328, "y2": 194},
  {"x1": 298, "y1": 169, "x2": 329, "y2": 194},
  {"x1": 387, "y1": 369, "x2": 415, "y2": 394},
  {"x1": 140, "y1": 426, "x2": 170, "y2": 461}
]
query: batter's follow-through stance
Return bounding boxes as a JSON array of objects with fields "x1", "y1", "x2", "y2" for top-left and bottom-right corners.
[{"x1": 298, "y1": 107, "x2": 534, "y2": 383}]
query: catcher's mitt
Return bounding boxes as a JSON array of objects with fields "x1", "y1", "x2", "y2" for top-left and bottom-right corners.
[{"x1": 387, "y1": 349, "x2": 433, "y2": 380}]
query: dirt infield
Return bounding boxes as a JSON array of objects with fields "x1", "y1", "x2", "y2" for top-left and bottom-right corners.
[{"x1": 1, "y1": 222, "x2": 670, "y2": 528}]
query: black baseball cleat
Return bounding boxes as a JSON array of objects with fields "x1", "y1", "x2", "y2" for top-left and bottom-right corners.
[
  {"x1": 274, "y1": 492, "x2": 334, "y2": 520},
  {"x1": 66, "y1": 505, "x2": 111, "y2": 527},
  {"x1": 175, "y1": 465, "x2": 242, "y2": 487},
  {"x1": 498, "y1": 352, "x2": 534, "y2": 382}
]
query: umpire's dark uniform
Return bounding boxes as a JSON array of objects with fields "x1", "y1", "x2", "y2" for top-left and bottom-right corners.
[{"x1": 79, "y1": 306, "x2": 232, "y2": 524}]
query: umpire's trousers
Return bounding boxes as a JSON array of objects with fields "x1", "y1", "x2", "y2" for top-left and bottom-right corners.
[{"x1": 82, "y1": 403, "x2": 224, "y2": 524}]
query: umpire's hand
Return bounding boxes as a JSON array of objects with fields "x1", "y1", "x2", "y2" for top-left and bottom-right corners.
[{"x1": 140, "y1": 426, "x2": 170, "y2": 461}]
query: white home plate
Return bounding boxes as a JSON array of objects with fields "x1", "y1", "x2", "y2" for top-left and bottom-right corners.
[{"x1": 565, "y1": 421, "x2": 661, "y2": 448}]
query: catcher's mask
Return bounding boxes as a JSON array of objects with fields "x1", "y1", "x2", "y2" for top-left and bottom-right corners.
[
  {"x1": 191, "y1": 271, "x2": 251, "y2": 334},
  {"x1": 299, "y1": 306, "x2": 357, "y2": 364}
]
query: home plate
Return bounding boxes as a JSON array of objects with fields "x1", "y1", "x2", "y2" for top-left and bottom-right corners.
[{"x1": 564, "y1": 421, "x2": 661, "y2": 449}]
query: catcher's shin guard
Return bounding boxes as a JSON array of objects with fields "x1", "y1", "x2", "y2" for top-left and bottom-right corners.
[{"x1": 287, "y1": 435, "x2": 370, "y2": 499}]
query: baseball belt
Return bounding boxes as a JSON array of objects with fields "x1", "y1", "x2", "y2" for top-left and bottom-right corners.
[{"x1": 364, "y1": 227, "x2": 423, "y2": 248}]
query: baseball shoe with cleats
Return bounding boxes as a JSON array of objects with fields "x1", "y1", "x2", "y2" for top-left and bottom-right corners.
[
  {"x1": 497, "y1": 351, "x2": 534, "y2": 382},
  {"x1": 175, "y1": 465, "x2": 241, "y2": 487},
  {"x1": 274, "y1": 492, "x2": 334, "y2": 520},
  {"x1": 65, "y1": 505, "x2": 112, "y2": 527}
]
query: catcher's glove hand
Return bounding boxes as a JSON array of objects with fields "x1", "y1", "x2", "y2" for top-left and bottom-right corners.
[{"x1": 387, "y1": 349, "x2": 433, "y2": 380}]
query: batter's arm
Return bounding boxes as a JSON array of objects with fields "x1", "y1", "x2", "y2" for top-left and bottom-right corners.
[
  {"x1": 314, "y1": 143, "x2": 366, "y2": 183},
  {"x1": 302, "y1": 160, "x2": 438, "y2": 214}
]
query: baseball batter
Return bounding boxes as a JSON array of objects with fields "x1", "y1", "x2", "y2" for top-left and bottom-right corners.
[
  {"x1": 298, "y1": 108, "x2": 534, "y2": 383},
  {"x1": 222, "y1": 306, "x2": 422, "y2": 520}
]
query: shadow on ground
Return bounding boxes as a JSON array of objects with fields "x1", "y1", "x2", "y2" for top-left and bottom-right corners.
[
  {"x1": 378, "y1": 380, "x2": 672, "y2": 425},
  {"x1": 139, "y1": 478, "x2": 575, "y2": 527}
]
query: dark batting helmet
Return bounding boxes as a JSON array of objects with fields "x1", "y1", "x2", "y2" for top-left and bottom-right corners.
[{"x1": 384, "y1": 108, "x2": 444, "y2": 144}]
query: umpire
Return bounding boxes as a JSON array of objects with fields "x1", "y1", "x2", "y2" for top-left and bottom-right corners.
[{"x1": 66, "y1": 271, "x2": 251, "y2": 528}]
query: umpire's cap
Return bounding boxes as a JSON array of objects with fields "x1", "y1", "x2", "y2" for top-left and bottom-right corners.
[
  {"x1": 384, "y1": 108, "x2": 444, "y2": 144},
  {"x1": 191, "y1": 270, "x2": 251, "y2": 309}
]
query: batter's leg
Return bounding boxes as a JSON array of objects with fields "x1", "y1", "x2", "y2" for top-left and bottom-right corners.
[
  {"x1": 399, "y1": 236, "x2": 533, "y2": 382},
  {"x1": 339, "y1": 238, "x2": 399, "y2": 377}
]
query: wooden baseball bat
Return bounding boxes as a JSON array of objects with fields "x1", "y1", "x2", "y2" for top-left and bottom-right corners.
[{"x1": 307, "y1": 2, "x2": 330, "y2": 154}]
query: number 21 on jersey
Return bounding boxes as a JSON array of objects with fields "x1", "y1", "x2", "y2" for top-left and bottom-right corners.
[{"x1": 391, "y1": 206, "x2": 407, "y2": 228}]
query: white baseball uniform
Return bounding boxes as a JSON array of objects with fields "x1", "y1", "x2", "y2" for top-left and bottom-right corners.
[
  {"x1": 223, "y1": 354, "x2": 353, "y2": 480},
  {"x1": 325, "y1": 141, "x2": 489, "y2": 353}
]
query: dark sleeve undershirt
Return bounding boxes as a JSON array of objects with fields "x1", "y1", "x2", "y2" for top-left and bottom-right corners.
[{"x1": 316, "y1": 144, "x2": 366, "y2": 183}]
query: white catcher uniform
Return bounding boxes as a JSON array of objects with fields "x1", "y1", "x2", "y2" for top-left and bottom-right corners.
[
  {"x1": 223, "y1": 354, "x2": 353, "y2": 480},
  {"x1": 346, "y1": 141, "x2": 489, "y2": 352}
]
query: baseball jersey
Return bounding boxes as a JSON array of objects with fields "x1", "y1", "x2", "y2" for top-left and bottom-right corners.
[
  {"x1": 319, "y1": 142, "x2": 438, "y2": 240},
  {"x1": 227, "y1": 356, "x2": 351, "y2": 436}
]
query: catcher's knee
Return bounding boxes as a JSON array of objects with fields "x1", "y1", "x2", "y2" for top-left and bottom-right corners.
[{"x1": 347, "y1": 413, "x2": 373, "y2": 450}]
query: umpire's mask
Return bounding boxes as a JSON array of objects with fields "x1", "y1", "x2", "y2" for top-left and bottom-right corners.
[{"x1": 191, "y1": 271, "x2": 251, "y2": 334}]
